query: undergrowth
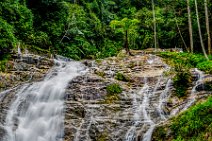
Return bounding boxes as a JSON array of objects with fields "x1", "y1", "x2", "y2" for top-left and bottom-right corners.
[
  {"x1": 171, "y1": 96, "x2": 212, "y2": 141},
  {"x1": 159, "y1": 52, "x2": 212, "y2": 74},
  {"x1": 153, "y1": 96, "x2": 212, "y2": 141}
]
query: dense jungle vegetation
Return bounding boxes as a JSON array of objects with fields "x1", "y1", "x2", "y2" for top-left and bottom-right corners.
[{"x1": 0, "y1": 0, "x2": 212, "y2": 60}]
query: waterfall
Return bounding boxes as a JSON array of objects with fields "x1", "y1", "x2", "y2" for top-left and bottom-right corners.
[
  {"x1": 182, "y1": 68, "x2": 204, "y2": 111},
  {"x1": 124, "y1": 76, "x2": 172, "y2": 141},
  {"x1": 171, "y1": 68, "x2": 204, "y2": 116},
  {"x1": 2, "y1": 58, "x2": 86, "y2": 141},
  {"x1": 17, "y1": 46, "x2": 21, "y2": 55}
]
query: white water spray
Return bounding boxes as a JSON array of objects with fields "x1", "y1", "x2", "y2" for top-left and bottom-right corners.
[{"x1": 3, "y1": 58, "x2": 86, "y2": 141}]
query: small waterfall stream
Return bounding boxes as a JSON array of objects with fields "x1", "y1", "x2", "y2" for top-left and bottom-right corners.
[
  {"x1": 182, "y1": 68, "x2": 203, "y2": 110},
  {"x1": 125, "y1": 73, "x2": 172, "y2": 141},
  {"x1": 171, "y1": 68, "x2": 204, "y2": 116},
  {"x1": 2, "y1": 58, "x2": 86, "y2": 141}
]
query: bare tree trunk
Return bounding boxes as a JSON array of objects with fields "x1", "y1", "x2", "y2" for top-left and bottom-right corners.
[
  {"x1": 175, "y1": 17, "x2": 189, "y2": 52},
  {"x1": 152, "y1": 0, "x2": 157, "y2": 50},
  {"x1": 204, "y1": 0, "x2": 211, "y2": 54},
  {"x1": 195, "y1": 0, "x2": 209, "y2": 60},
  {"x1": 187, "y1": 0, "x2": 194, "y2": 53}
]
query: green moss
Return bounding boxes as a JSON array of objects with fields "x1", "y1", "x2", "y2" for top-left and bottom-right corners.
[
  {"x1": 103, "y1": 95, "x2": 120, "y2": 104},
  {"x1": 106, "y1": 83, "x2": 122, "y2": 95},
  {"x1": 0, "y1": 59, "x2": 8, "y2": 72},
  {"x1": 115, "y1": 72, "x2": 130, "y2": 82},
  {"x1": 152, "y1": 126, "x2": 167, "y2": 141},
  {"x1": 96, "y1": 71, "x2": 106, "y2": 78},
  {"x1": 97, "y1": 131, "x2": 109, "y2": 141}
]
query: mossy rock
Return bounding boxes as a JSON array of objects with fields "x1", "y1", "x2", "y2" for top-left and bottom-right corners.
[
  {"x1": 96, "y1": 71, "x2": 106, "y2": 78},
  {"x1": 115, "y1": 72, "x2": 130, "y2": 82}
]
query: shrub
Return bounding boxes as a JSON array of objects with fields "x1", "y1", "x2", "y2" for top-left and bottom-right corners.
[
  {"x1": 106, "y1": 83, "x2": 122, "y2": 95},
  {"x1": 159, "y1": 52, "x2": 212, "y2": 74},
  {"x1": 173, "y1": 71, "x2": 191, "y2": 97},
  {"x1": 197, "y1": 61, "x2": 212, "y2": 74},
  {"x1": 115, "y1": 72, "x2": 130, "y2": 82},
  {"x1": 172, "y1": 62, "x2": 191, "y2": 97},
  {"x1": 0, "y1": 60, "x2": 7, "y2": 72}
]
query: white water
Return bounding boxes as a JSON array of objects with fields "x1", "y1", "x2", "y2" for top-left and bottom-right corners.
[
  {"x1": 125, "y1": 65, "x2": 172, "y2": 141},
  {"x1": 171, "y1": 68, "x2": 204, "y2": 116},
  {"x1": 182, "y1": 68, "x2": 203, "y2": 110},
  {"x1": 2, "y1": 58, "x2": 86, "y2": 141},
  {"x1": 157, "y1": 79, "x2": 172, "y2": 120},
  {"x1": 17, "y1": 47, "x2": 21, "y2": 55}
]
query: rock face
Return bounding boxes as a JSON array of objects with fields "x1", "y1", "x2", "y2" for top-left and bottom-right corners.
[
  {"x1": 63, "y1": 53, "x2": 211, "y2": 141},
  {"x1": 64, "y1": 54, "x2": 175, "y2": 141},
  {"x1": 0, "y1": 52, "x2": 211, "y2": 141},
  {"x1": 0, "y1": 54, "x2": 54, "y2": 92}
]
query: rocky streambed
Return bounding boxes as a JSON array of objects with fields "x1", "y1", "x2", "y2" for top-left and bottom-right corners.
[{"x1": 0, "y1": 51, "x2": 211, "y2": 141}]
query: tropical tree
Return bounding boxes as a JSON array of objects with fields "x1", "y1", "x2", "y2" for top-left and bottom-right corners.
[{"x1": 110, "y1": 18, "x2": 139, "y2": 55}]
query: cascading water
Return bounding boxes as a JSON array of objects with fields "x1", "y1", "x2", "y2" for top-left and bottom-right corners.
[
  {"x1": 182, "y1": 68, "x2": 203, "y2": 110},
  {"x1": 171, "y1": 68, "x2": 204, "y2": 116},
  {"x1": 2, "y1": 58, "x2": 86, "y2": 141},
  {"x1": 124, "y1": 57, "x2": 173, "y2": 141}
]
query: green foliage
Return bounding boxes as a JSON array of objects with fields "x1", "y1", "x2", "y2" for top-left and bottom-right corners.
[
  {"x1": 159, "y1": 52, "x2": 193, "y2": 97},
  {"x1": 0, "y1": 1, "x2": 33, "y2": 40},
  {"x1": 0, "y1": 60, "x2": 8, "y2": 72},
  {"x1": 106, "y1": 83, "x2": 122, "y2": 95},
  {"x1": 171, "y1": 96, "x2": 212, "y2": 141},
  {"x1": 110, "y1": 18, "x2": 140, "y2": 49},
  {"x1": 0, "y1": 18, "x2": 16, "y2": 58},
  {"x1": 173, "y1": 70, "x2": 191, "y2": 97},
  {"x1": 160, "y1": 52, "x2": 212, "y2": 74},
  {"x1": 115, "y1": 72, "x2": 130, "y2": 82},
  {"x1": 0, "y1": 0, "x2": 212, "y2": 61},
  {"x1": 197, "y1": 61, "x2": 212, "y2": 74}
]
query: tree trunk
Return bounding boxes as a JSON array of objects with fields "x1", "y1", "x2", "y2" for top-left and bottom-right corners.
[
  {"x1": 124, "y1": 30, "x2": 132, "y2": 55},
  {"x1": 152, "y1": 0, "x2": 157, "y2": 50},
  {"x1": 204, "y1": 0, "x2": 211, "y2": 54},
  {"x1": 175, "y1": 17, "x2": 189, "y2": 52},
  {"x1": 195, "y1": 0, "x2": 209, "y2": 60},
  {"x1": 187, "y1": 0, "x2": 194, "y2": 53}
]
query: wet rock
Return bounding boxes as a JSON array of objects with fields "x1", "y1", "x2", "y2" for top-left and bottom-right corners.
[{"x1": 0, "y1": 54, "x2": 53, "y2": 92}]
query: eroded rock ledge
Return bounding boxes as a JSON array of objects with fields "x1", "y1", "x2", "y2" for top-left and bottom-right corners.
[{"x1": 0, "y1": 54, "x2": 54, "y2": 92}]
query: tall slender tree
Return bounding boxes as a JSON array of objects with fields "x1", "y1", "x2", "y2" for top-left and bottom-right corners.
[
  {"x1": 194, "y1": 0, "x2": 209, "y2": 60},
  {"x1": 187, "y1": 0, "x2": 193, "y2": 53},
  {"x1": 204, "y1": 0, "x2": 211, "y2": 55},
  {"x1": 152, "y1": 0, "x2": 157, "y2": 50}
]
